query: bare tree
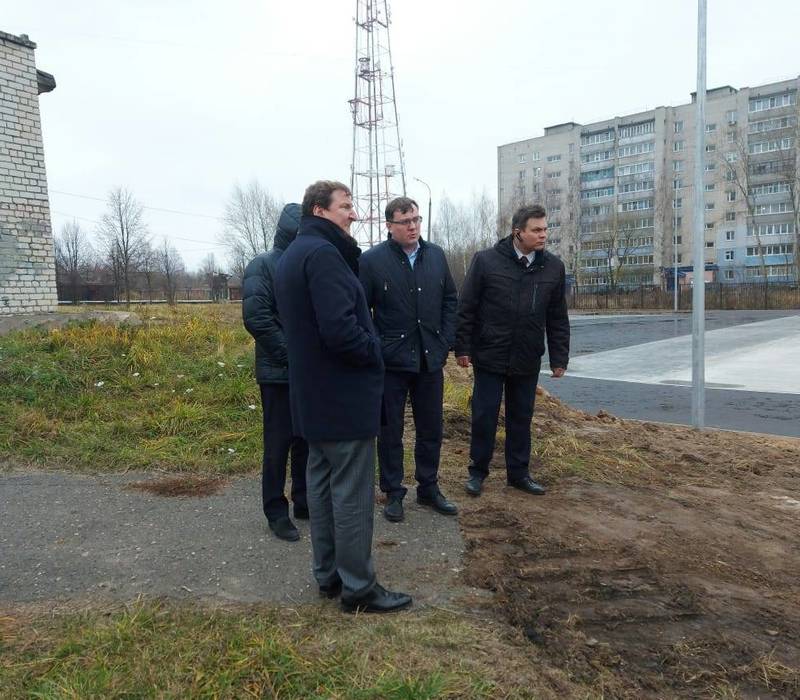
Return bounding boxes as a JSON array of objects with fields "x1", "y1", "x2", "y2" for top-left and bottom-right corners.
[
  {"x1": 219, "y1": 181, "x2": 282, "y2": 273},
  {"x1": 139, "y1": 241, "x2": 157, "y2": 302},
  {"x1": 54, "y1": 220, "x2": 94, "y2": 304},
  {"x1": 158, "y1": 240, "x2": 184, "y2": 305},
  {"x1": 98, "y1": 187, "x2": 149, "y2": 306}
]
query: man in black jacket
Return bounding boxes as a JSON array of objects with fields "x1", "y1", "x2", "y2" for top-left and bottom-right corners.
[
  {"x1": 455, "y1": 204, "x2": 570, "y2": 497},
  {"x1": 242, "y1": 203, "x2": 308, "y2": 542},
  {"x1": 360, "y1": 197, "x2": 458, "y2": 523},
  {"x1": 274, "y1": 180, "x2": 411, "y2": 614}
]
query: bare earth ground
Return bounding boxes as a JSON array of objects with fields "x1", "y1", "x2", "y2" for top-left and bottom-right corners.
[{"x1": 438, "y1": 366, "x2": 800, "y2": 698}]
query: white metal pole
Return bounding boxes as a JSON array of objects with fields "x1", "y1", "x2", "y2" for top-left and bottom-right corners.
[{"x1": 691, "y1": 0, "x2": 707, "y2": 429}]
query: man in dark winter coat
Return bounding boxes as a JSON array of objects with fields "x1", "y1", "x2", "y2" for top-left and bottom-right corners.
[
  {"x1": 274, "y1": 180, "x2": 411, "y2": 614},
  {"x1": 242, "y1": 203, "x2": 309, "y2": 542},
  {"x1": 360, "y1": 196, "x2": 458, "y2": 523},
  {"x1": 455, "y1": 204, "x2": 570, "y2": 497}
]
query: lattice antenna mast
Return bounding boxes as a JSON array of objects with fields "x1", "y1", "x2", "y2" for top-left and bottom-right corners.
[{"x1": 349, "y1": 0, "x2": 407, "y2": 248}]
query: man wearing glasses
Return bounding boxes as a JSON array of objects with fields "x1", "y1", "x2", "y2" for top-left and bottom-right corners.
[
  {"x1": 455, "y1": 204, "x2": 570, "y2": 497},
  {"x1": 360, "y1": 197, "x2": 459, "y2": 523}
]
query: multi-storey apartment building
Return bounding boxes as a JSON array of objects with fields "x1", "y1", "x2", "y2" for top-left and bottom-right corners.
[{"x1": 498, "y1": 77, "x2": 799, "y2": 287}]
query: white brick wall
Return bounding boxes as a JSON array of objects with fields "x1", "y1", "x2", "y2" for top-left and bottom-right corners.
[{"x1": 0, "y1": 32, "x2": 58, "y2": 315}]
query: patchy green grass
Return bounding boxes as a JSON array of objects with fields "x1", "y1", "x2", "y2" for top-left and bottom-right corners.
[
  {"x1": 0, "y1": 305, "x2": 261, "y2": 474},
  {"x1": 0, "y1": 600, "x2": 544, "y2": 699}
]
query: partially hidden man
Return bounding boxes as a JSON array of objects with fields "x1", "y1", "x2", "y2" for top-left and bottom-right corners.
[
  {"x1": 274, "y1": 180, "x2": 412, "y2": 614},
  {"x1": 455, "y1": 204, "x2": 570, "y2": 497},
  {"x1": 360, "y1": 197, "x2": 459, "y2": 523},
  {"x1": 242, "y1": 203, "x2": 308, "y2": 542}
]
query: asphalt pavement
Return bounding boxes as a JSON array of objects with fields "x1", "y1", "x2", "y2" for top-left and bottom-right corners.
[{"x1": 540, "y1": 310, "x2": 800, "y2": 437}]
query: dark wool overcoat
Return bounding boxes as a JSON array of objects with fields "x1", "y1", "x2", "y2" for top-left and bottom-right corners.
[{"x1": 274, "y1": 216, "x2": 384, "y2": 442}]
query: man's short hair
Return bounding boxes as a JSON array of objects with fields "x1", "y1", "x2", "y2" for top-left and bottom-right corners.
[
  {"x1": 511, "y1": 204, "x2": 547, "y2": 231},
  {"x1": 302, "y1": 180, "x2": 352, "y2": 217},
  {"x1": 385, "y1": 196, "x2": 419, "y2": 222}
]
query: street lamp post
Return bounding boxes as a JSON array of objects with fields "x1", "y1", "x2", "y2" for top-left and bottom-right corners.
[{"x1": 413, "y1": 176, "x2": 432, "y2": 242}]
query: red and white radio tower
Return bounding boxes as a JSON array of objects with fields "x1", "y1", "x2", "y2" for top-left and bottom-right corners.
[{"x1": 349, "y1": 0, "x2": 406, "y2": 248}]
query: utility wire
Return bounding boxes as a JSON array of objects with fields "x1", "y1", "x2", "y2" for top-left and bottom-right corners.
[{"x1": 50, "y1": 190, "x2": 224, "y2": 221}]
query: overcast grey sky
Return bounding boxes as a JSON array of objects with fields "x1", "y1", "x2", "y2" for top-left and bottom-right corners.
[{"x1": 5, "y1": 1, "x2": 798, "y2": 270}]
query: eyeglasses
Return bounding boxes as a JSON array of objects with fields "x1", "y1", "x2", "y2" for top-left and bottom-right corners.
[{"x1": 388, "y1": 216, "x2": 423, "y2": 227}]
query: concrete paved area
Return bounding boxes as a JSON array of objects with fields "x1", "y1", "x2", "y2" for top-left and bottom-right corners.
[
  {"x1": 541, "y1": 310, "x2": 800, "y2": 437},
  {"x1": 0, "y1": 471, "x2": 465, "y2": 607},
  {"x1": 568, "y1": 315, "x2": 800, "y2": 394}
]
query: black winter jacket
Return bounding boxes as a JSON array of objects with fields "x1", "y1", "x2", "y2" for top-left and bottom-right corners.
[
  {"x1": 454, "y1": 236, "x2": 570, "y2": 375},
  {"x1": 241, "y1": 203, "x2": 301, "y2": 384},
  {"x1": 360, "y1": 238, "x2": 458, "y2": 373},
  {"x1": 274, "y1": 216, "x2": 384, "y2": 442}
]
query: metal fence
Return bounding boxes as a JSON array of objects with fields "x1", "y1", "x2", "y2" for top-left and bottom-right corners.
[{"x1": 570, "y1": 283, "x2": 800, "y2": 311}]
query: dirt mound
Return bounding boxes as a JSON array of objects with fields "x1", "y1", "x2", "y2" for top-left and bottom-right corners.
[{"x1": 440, "y1": 372, "x2": 800, "y2": 698}]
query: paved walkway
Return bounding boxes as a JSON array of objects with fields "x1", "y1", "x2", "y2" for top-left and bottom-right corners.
[{"x1": 0, "y1": 470, "x2": 466, "y2": 607}]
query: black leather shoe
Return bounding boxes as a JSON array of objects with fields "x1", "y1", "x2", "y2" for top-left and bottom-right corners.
[
  {"x1": 417, "y1": 491, "x2": 458, "y2": 515},
  {"x1": 508, "y1": 476, "x2": 546, "y2": 496},
  {"x1": 319, "y1": 577, "x2": 343, "y2": 599},
  {"x1": 383, "y1": 496, "x2": 405, "y2": 523},
  {"x1": 465, "y1": 476, "x2": 483, "y2": 497},
  {"x1": 268, "y1": 517, "x2": 300, "y2": 542},
  {"x1": 294, "y1": 505, "x2": 310, "y2": 520},
  {"x1": 341, "y1": 584, "x2": 412, "y2": 614}
]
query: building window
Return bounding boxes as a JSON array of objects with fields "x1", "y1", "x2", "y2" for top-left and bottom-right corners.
[
  {"x1": 581, "y1": 166, "x2": 615, "y2": 182},
  {"x1": 706, "y1": 222, "x2": 715, "y2": 230},
  {"x1": 749, "y1": 92, "x2": 797, "y2": 113},
  {"x1": 673, "y1": 217, "x2": 682, "y2": 229},
  {"x1": 618, "y1": 180, "x2": 654, "y2": 194},
  {"x1": 547, "y1": 171, "x2": 561, "y2": 179},
  {"x1": 547, "y1": 154, "x2": 562, "y2": 162},
  {"x1": 580, "y1": 186, "x2": 615, "y2": 200},
  {"x1": 724, "y1": 169, "x2": 736, "y2": 181},
  {"x1": 705, "y1": 123, "x2": 717, "y2": 132},
  {"x1": 726, "y1": 132, "x2": 736, "y2": 144},
  {"x1": 619, "y1": 121, "x2": 655, "y2": 139},
  {"x1": 617, "y1": 160, "x2": 654, "y2": 176},
  {"x1": 674, "y1": 121, "x2": 684, "y2": 133},
  {"x1": 706, "y1": 241, "x2": 715, "y2": 248},
  {"x1": 726, "y1": 110, "x2": 737, "y2": 125},
  {"x1": 518, "y1": 170, "x2": 526, "y2": 180},
  {"x1": 674, "y1": 235, "x2": 682, "y2": 244},
  {"x1": 748, "y1": 115, "x2": 797, "y2": 134},
  {"x1": 673, "y1": 140, "x2": 685, "y2": 152},
  {"x1": 673, "y1": 160, "x2": 684, "y2": 172},
  {"x1": 532, "y1": 151, "x2": 541, "y2": 161},
  {"x1": 533, "y1": 167, "x2": 542, "y2": 177},
  {"x1": 725, "y1": 211, "x2": 736, "y2": 222},
  {"x1": 677, "y1": 254, "x2": 683, "y2": 263},
  {"x1": 673, "y1": 179, "x2": 683, "y2": 190},
  {"x1": 705, "y1": 202, "x2": 715, "y2": 210},
  {"x1": 705, "y1": 183, "x2": 715, "y2": 192},
  {"x1": 748, "y1": 223, "x2": 794, "y2": 236},
  {"x1": 749, "y1": 137, "x2": 793, "y2": 155},
  {"x1": 705, "y1": 162, "x2": 717, "y2": 171},
  {"x1": 726, "y1": 190, "x2": 736, "y2": 202},
  {"x1": 754, "y1": 202, "x2": 793, "y2": 216},
  {"x1": 581, "y1": 149, "x2": 614, "y2": 164},
  {"x1": 672, "y1": 198, "x2": 683, "y2": 209},
  {"x1": 581, "y1": 129, "x2": 615, "y2": 146},
  {"x1": 706, "y1": 143, "x2": 717, "y2": 152},
  {"x1": 725, "y1": 250, "x2": 735, "y2": 260},
  {"x1": 518, "y1": 154, "x2": 526, "y2": 163},
  {"x1": 618, "y1": 141, "x2": 654, "y2": 158},
  {"x1": 747, "y1": 243, "x2": 794, "y2": 256},
  {"x1": 724, "y1": 269, "x2": 735, "y2": 280},
  {"x1": 619, "y1": 198, "x2": 653, "y2": 212},
  {"x1": 750, "y1": 182, "x2": 791, "y2": 196},
  {"x1": 724, "y1": 152, "x2": 738, "y2": 163},
  {"x1": 725, "y1": 230, "x2": 735, "y2": 241}
]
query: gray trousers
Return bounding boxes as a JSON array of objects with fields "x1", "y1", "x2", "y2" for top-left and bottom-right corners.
[{"x1": 306, "y1": 438, "x2": 376, "y2": 598}]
